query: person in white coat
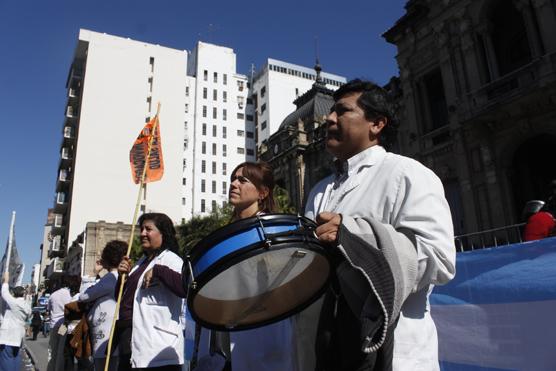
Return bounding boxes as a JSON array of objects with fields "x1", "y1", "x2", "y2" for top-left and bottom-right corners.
[
  {"x1": 116, "y1": 213, "x2": 185, "y2": 371},
  {"x1": 0, "y1": 271, "x2": 31, "y2": 370},
  {"x1": 79, "y1": 240, "x2": 127, "y2": 371},
  {"x1": 298, "y1": 79, "x2": 456, "y2": 371},
  {"x1": 193, "y1": 161, "x2": 296, "y2": 371}
]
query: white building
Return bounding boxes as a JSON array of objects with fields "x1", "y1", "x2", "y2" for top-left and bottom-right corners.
[
  {"x1": 31, "y1": 264, "x2": 41, "y2": 289},
  {"x1": 251, "y1": 58, "x2": 346, "y2": 146},
  {"x1": 44, "y1": 30, "x2": 256, "y2": 276}
]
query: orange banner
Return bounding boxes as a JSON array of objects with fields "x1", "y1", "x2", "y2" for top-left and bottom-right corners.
[{"x1": 129, "y1": 116, "x2": 164, "y2": 184}]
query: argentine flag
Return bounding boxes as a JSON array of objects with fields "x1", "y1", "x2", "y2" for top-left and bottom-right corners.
[{"x1": 431, "y1": 237, "x2": 556, "y2": 371}]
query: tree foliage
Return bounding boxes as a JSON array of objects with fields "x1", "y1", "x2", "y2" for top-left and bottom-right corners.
[{"x1": 177, "y1": 203, "x2": 233, "y2": 256}]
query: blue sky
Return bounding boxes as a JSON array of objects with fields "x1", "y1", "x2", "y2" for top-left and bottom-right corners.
[{"x1": 0, "y1": 0, "x2": 406, "y2": 283}]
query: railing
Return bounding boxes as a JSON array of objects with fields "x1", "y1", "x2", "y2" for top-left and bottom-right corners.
[{"x1": 454, "y1": 223, "x2": 526, "y2": 252}]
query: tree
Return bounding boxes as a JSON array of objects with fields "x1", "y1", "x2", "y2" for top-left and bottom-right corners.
[
  {"x1": 274, "y1": 185, "x2": 297, "y2": 214},
  {"x1": 177, "y1": 203, "x2": 233, "y2": 256}
]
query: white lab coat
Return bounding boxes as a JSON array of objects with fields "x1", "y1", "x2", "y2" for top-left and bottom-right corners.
[
  {"x1": 304, "y1": 145, "x2": 456, "y2": 371},
  {"x1": 129, "y1": 249, "x2": 185, "y2": 368},
  {"x1": 0, "y1": 283, "x2": 31, "y2": 347}
]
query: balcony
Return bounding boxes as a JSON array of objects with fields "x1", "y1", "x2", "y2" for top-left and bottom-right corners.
[
  {"x1": 63, "y1": 126, "x2": 74, "y2": 141},
  {"x1": 66, "y1": 105, "x2": 79, "y2": 120},
  {"x1": 56, "y1": 169, "x2": 70, "y2": 191},
  {"x1": 68, "y1": 88, "x2": 79, "y2": 99},
  {"x1": 54, "y1": 192, "x2": 67, "y2": 212}
]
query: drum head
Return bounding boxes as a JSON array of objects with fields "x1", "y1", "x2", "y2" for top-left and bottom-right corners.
[{"x1": 185, "y1": 214, "x2": 330, "y2": 331}]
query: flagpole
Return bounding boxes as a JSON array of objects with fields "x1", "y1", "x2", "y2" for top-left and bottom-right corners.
[
  {"x1": 4, "y1": 211, "x2": 15, "y2": 275},
  {"x1": 104, "y1": 104, "x2": 161, "y2": 371}
]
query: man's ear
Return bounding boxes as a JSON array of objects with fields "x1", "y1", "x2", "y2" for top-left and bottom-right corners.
[
  {"x1": 370, "y1": 116, "x2": 387, "y2": 136},
  {"x1": 371, "y1": 116, "x2": 388, "y2": 135}
]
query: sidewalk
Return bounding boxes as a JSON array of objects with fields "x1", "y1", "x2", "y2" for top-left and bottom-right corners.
[{"x1": 23, "y1": 335, "x2": 49, "y2": 371}]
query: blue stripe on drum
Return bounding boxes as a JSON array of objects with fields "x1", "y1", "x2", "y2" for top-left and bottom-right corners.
[{"x1": 193, "y1": 224, "x2": 299, "y2": 277}]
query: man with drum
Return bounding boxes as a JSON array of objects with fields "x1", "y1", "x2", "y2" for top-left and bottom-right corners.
[{"x1": 299, "y1": 79, "x2": 456, "y2": 371}]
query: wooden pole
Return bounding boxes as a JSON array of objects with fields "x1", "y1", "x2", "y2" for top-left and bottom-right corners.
[{"x1": 104, "y1": 103, "x2": 161, "y2": 371}]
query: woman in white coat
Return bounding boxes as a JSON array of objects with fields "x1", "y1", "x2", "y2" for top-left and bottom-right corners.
[
  {"x1": 195, "y1": 162, "x2": 296, "y2": 371},
  {"x1": 117, "y1": 213, "x2": 186, "y2": 371},
  {"x1": 78, "y1": 240, "x2": 127, "y2": 371}
]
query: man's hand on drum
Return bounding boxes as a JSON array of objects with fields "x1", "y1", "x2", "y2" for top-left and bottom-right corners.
[
  {"x1": 315, "y1": 212, "x2": 342, "y2": 246},
  {"x1": 118, "y1": 256, "x2": 132, "y2": 275}
]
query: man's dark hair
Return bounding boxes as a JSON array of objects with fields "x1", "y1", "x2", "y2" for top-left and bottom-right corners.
[
  {"x1": 138, "y1": 213, "x2": 179, "y2": 254},
  {"x1": 101, "y1": 240, "x2": 128, "y2": 269},
  {"x1": 333, "y1": 79, "x2": 398, "y2": 149},
  {"x1": 12, "y1": 286, "x2": 25, "y2": 298}
]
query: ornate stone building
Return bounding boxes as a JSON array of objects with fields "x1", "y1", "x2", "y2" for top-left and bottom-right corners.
[
  {"x1": 384, "y1": 0, "x2": 556, "y2": 235},
  {"x1": 259, "y1": 63, "x2": 335, "y2": 211}
]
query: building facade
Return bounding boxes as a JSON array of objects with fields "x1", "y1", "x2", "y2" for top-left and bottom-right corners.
[
  {"x1": 383, "y1": 0, "x2": 556, "y2": 236},
  {"x1": 42, "y1": 30, "x2": 256, "y2": 280},
  {"x1": 251, "y1": 58, "x2": 346, "y2": 146}
]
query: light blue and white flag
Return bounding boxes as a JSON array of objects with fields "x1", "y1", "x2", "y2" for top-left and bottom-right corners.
[{"x1": 431, "y1": 237, "x2": 556, "y2": 371}]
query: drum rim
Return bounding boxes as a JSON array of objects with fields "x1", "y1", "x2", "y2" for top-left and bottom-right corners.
[
  {"x1": 186, "y1": 239, "x2": 329, "y2": 331},
  {"x1": 188, "y1": 213, "x2": 316, "y2": 262}
]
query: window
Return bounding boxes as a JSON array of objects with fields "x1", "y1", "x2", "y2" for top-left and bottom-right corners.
[
  {"x1": 246, "y1": 114, "x2": 253, "y2": 121},
  {"x1": 261, "y1": 121, "x2": 267, "y2": 130},
  {"x1": 213, "y1": 107, "x2": 217, "y2": 119},
  {"x1": 237, "y1": 80, "x2": 244, "y2": 91},
  {"x1": 182, "y1": 198, "x2": 186, "y2": 205},
  {"x1": 148, "y1": 77, "x2": 153, "y2": 93},
  {"x1": 237, "y1": 147, "x2": 245, "y2": 154},
  {"x1": 246, "y1": 131, "x2": 254, "y2": 139},
  {"x1": 247, "y1": 149, "x2": 254, "y2": 156},
  {"x1": 184, "y1": 103, "x2": 189, "y2": 113},
  {"x1": 213, "y1": 72, "x2": 218, "y2": 83},
  {"x1": 419, "y1": 68, "x2": 448, "y2": 131},
  {"x1": 201, "y1": 179, "x2": 206, "y2": 192},
  {"x1": 201, "y1": 142, "x2": 206, "y2": 154},
  {"x1": 223, "y1": 144, "x2": 227, "y2": 157},
  {"x1": 202, "y1": 123, "x2": 207, "y2": 135},
  {"x1": 223, "y1": 91, "x2": 227, "y2": 103},
  {"x1": 223, "y1": 74, "x2": 227, "y2": 85},
  {"x1": 212, "y1": 143, "x2": 217, "y2": 155},
  {"x1": 261, "y1": 103, "x2": 266, "y2": 113},
  {"x1": 149, "y1": 57, "x2": 155, "y2": 73},
  {"x1": 237, "y1": 130, "x2": 245, "y2": 137},
  {"x1": 203, "y1": 70, "x2": 208, "y2": 81},
  {"x1": 212, "y1": 181, "x2": 217, "y2": 193},
  {"x1": 202, "y1": 106, "x2": 207, "y2": 118},
  {"x1": 237, "y1": 96, "x2": 244, "y2": 109},
  {"x1": 213, "y1": 89, "x2": 217, "y2": 101},
  {"x1": 212, "y1": 125, "x2": 217, "y2": 137},
  {"x1": 201, "y1": 160, "x2": 206, "y2": 173},
  {"x1": 223, "y1": 109, "x2": 227, "y2": 121},
  {"x1": 182, "y1": 178, "x2": 186, "y2": 185},
  {"x1": 212, "y1": 200, "x2": 217, "y2": 211},
  {"x1": 183, "y1": 140, "x2": 188, "y2": 150},
  {"x1": 203, "y1": 88, "x2": 207, "y2": 99},
  {"x1": 212, "y1": 161, "x2": 217, "y2": 174},
  {"x1": 246, "y1": 98, "x2": 253, "y2": 105},
  {"x1": 185, "y1": 86, "x2": 189, "y2": 96},
  {"x1": 237, "y1": 113, "x2": 245, "y2": 119},
  {"x1": 295, "y1": 88, "x2": 299, "y2": 97},
  {"x1": 223, "y1": 127, "x2": 227, "y2": 138},
  {"x1": 182, "y1": 159, "x2": 186, "y2": 170},
  {"x1": 184, "y1": 122, "x2": 188, "y2": 131},
  {"x1": 222, "y1": 163, "x2": 227, "y2": 176},
  {"x1": 222, "y1": 181, "x2": 227, "y2": 194},
  {"x1": 260, "y1": 86, "x2": 266, "y2": 98},
  {"x1": 201, "y1": 199, "x2": 205, "y2": 212}
]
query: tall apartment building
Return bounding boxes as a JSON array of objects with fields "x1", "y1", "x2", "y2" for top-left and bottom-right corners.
[
  {"x1": 43, "y1": 30, "x2": 255, "y2": 278},
  {"x1": 251, "y1": 58, "x2": 346, "y2": 146}
]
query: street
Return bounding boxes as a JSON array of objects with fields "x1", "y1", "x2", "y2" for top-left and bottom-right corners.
[{"x1": 23, "y1": 335, "x2": 49, "y2": 371}]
